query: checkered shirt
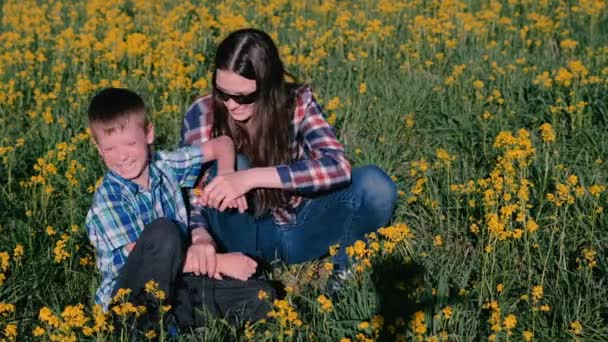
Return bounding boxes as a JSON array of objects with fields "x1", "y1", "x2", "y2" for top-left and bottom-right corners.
[
  {"x1": 85, "y1": 147, "x2": 204, "y2": 310},
  {"x1": 180, "y1": 85, "x2": 352, "y2": 227}
]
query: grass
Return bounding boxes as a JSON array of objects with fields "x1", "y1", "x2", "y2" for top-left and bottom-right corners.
[{"x1": 0, "y1": 0, "x2": 607, "y2": 340}]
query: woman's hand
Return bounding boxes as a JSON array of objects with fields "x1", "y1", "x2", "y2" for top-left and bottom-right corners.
[{"x1": 200, "y1": 171, "x2": 252, "y2": 212}]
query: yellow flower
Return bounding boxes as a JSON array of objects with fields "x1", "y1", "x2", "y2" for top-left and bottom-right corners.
[
  {"x1": 13, "y1": 244, "x2": 24, "y2": 259},
  {"x1": 473, "y1": 80, "x2": 484, "y2": 89},
  {"x1": 434, "y1": 235, "x2": 443, "y2": 247},
  {"x1": 258, "y1": 290, "x2": 269, "y2": 300},
  {"x1": 539, "y1": 123, "x2": 556, "y2": 143},
  {"x1": 405, "y1": 113, "x2": 415, "y2": 128},
  {"x1": 569, "y1": 320, "x2": 582, "y2": 335},
  {"x1": 503, "y1": 314, "x2": 517, "y2": 330},
  {"x1": 317, "y1": 295, "x2": 333, "y2": 313},
  {"x1": 144, "y1": 280, "x2": 165, "y2": 301},
  {"x1": 523, "y1": 330, "x2": 534, "y2": 341},
  {"x1": 0, "y1": 303, "x2": 15, "y2": 317},
  {"x1": 327, "y1": 113, "x2": 337, "y2": 126},
  {"x1": 145, "y1": 330, "x2": 157, "y2": 339},
  {"x1": 411, "y1": 310, "x2": 426, "y2": 335},
  {"x1": 325, "y1": 97, "x2": 341, "y2": 111},
  {"x1": 4, "y1": 323, "x2": 17, "y2": 341},
  {"x1": 435, "y1": 148, "x2": 455, "y2": 168},
  {"x1": 560, "y1": 39, "x2": 578, "y2": 50},
  {"x1": 567, "y1": 174, "x2": 578, "y2": 186},
  {"x1": 496, "y1": 284, "x2": 504, "y2": 293},
  {"x1": 526, "y1": 219, "x2": 539, "y2": 233},
  {"x1": 532, "y1": 285, "x2": 543, "y2": 302},
  {"x1": 0, "y1": 252, "x2": 9, "y2": 272},
  {"x1": 442, "y1": 306, "x2": 453, "y2": 319},
  {"x1": 371, "y1": 315, "x2": 384, "y2": 330},
  {"x1": 32, "y1": 326, "x2": 45, "y2": 337},
  {"x1": 358, "y1": 321, "x2": 370, "y2": 330},
  {"x1": 588, "y1": 185, "x2": 605, "y2": 197},
  {"x1": 359, "y1": 83, "x2": 367, "y2": 94},
  {"x1": 328, "y1": 243, "x2": 340, "y2": 256}
]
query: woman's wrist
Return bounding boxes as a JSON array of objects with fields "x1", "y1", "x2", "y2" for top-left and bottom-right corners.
[{"x1": 240, "y1": 167, "x2": 283, "y2": 189}]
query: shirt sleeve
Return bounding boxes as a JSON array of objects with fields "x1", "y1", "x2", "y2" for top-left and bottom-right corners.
[
  {"x1": 156, "y1": 146, "x2": 205, "y2": 188},
  {"x1": 275, "y1": 89, "x2": 352, "y2": 192},
  {"x1": 180, "y1": 96, "x2": 213, "y2": 233},
  {"x1": 180, "y1": 96, "x2": 213, "y2": 147},
  {"x1": 85, "y1": 192, "x2": 142, "y2": 309}
]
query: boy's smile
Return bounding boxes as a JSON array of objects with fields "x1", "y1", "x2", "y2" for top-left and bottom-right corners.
[{"x1": 92, "y1": 113, "x2": 154, "y2": 189}]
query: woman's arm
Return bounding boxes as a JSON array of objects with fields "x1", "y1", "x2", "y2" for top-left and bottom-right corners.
[
  {"x1": 263, "y1": 87, "x2": 352, "y2": 192},
  {"x1": 200, "y1": 87, "x2": 351, "y2": 208}
]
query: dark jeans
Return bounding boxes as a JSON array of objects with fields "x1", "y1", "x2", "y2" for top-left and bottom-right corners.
[
  {"x1": 113, "y1": 218, "x2": 275, "y2": 331},
  {"x1": 203, "y1": 159, "x2": 398, "y2": 271}
]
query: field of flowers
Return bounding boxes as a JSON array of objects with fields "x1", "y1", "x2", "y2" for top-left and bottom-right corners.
[{"x1": 0, "y1": 0, "x2": 607, "y2": 340}]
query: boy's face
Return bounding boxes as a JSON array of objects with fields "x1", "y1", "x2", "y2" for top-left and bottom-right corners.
[{"x1": 92, "y1": 112, "x2": 154, "y2": 188}]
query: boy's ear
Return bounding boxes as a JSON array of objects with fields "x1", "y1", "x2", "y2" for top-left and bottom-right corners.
[
  {"x1": 146, "y1": 122, "x2": 155, "y2": 145},
  {"x1": 89, "y1": 128, "x2": 103, "y2": 156}
]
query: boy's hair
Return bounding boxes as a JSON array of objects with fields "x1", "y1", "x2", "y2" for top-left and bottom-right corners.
[{"x1": 88, "y1": 87, "x2": 149, "y2": 137}]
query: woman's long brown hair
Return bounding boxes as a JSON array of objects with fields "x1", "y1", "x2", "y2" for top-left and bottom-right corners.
[{"x1": 211, "y1": 28, "x2": 296, "y2": 217}]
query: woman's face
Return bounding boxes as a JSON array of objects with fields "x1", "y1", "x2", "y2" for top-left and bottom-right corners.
[{"x1": 215, "y1": 69, "x2": 257, "y2": 122}]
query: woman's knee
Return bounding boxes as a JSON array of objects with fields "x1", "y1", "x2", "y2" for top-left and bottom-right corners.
[{"x1": 351, "y1": 165, "x2": 397, "y2": 214}]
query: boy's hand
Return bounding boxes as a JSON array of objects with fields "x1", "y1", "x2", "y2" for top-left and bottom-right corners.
[
  {"x1": 215, "y1": 252, "x2": 258, "y2": 281},
  {"x1": 183, "y1": 241, "x2": 217, "y2": 276},
  {"x1": 125, "y1": 243, "x2": 136, "y2": 253},
  {"x1": 183, "y1": 228, "x2": 217, "y2": 276}
]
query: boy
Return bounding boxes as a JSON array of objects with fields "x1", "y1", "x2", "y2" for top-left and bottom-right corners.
[{"x1": 85, "y1": 87, "x2": 274, "y2": 331}]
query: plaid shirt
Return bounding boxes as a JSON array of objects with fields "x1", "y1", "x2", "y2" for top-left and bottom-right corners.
[
  {"x1": 85, "y1": 147, "x2": 204, "y2": 310},
  {"x1": 180, "y1": 85, "x2": 352, "y2": 226}
]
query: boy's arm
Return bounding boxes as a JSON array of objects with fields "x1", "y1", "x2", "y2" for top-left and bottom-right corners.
[
  {"x1": 86, "y1": 194, "x2": 142, "y2": 308},
  {"x1": 200, "y1": 135, "x2": 235, "y2": 175}
]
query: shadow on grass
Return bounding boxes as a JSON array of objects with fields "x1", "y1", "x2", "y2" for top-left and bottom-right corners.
[{"x1": 369, "y1": 254, "x2": 428, "y2": 342}]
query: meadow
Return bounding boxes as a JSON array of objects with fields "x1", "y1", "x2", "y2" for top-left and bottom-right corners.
[{"x1": 0, "y1": 0, "x2": 607, "y2": 340}]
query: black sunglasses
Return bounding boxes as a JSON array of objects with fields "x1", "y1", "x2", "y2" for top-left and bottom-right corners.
[{"x1": 214, "y1": 87, "x2": 259, "y2": 105}]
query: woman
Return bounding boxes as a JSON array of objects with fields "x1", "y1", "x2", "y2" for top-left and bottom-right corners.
[{"x1": 180, "y1": 28, "x2": 396, "y2": 287}]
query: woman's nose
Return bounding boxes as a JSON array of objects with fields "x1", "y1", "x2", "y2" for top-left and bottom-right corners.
[{"x1": 225, "y1": 98, "x2": 240, "y2": 110}]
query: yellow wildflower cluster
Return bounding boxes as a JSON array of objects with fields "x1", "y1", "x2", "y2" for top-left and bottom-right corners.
[
  {"x1": 53, "y1": 234, "x2": 71, "y2": 263},
  {"x1": 538, "y1": 123, "x2": 556, "y2": 143},
  {"x1": 144, "y1": 280, "x2": 166, "y2": 301},
  {"x1": 0, "y1": 302, "x2": 16, "y2": 340},
  {"x1": 410, "y1": 310, "x2": 426, "y2": 337},
  {"x1": 434, "y1": 148, "x2": 456, "y2": 169},
  {"x1": 0, "y1": 252, "x2": 10, "y2": 286},
  {"x1": 110, "y1": 288, "x2": 147, "y2": 318},
  {"x1": 267, "y1": 299, "x2": 302, "y2": 336},
  {"x1": 37, "y1": 304, "x2": 111, "y2": 340},
  {"x1": 316, "y1": 295, "x2": 333, "y2": 313},
  {"x1": 408, "y1": 159, "x2": 430, "y2": 204},
  {"x1": 577, "y1": 248, "x2": 598, "y2": 269},
  {"x1": 482, "y1": 300, "x2": 517, "y2": 339},
  {"x1": 21, "y1": 131, "x2": 90, "y2": 194},
  {"x1": 546, "y1": 174, "x2": 585, "y2": 207},
  {"x1": 569, "y1": 320, "x2": 583, "y2": 335}
]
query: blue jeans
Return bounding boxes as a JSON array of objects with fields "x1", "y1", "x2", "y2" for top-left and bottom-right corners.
[{"x1": 202, "y1": 158, "x2": 397, "y2": 271}]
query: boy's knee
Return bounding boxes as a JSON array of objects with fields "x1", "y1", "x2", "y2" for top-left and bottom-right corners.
[{"x1": 140, "y1": 218, "x2": 184, "y2": 253}]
